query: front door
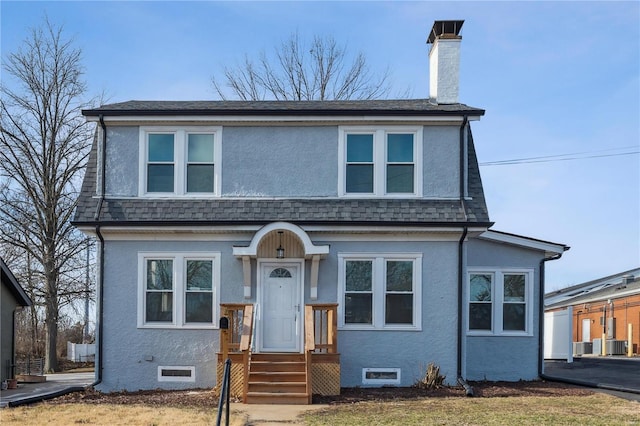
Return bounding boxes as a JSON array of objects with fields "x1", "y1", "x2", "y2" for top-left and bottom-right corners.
[{"x1": 259, "y1": 263, "x2": 301, "y2": 352}]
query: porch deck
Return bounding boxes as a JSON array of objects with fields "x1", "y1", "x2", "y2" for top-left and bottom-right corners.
[{"x1": 217, "y1": 303, "x2": 340, "y2": 404}]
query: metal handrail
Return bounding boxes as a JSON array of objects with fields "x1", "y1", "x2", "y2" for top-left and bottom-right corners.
[{"x1": 215, "y1": 358, "x2": 231, "y2": 426}]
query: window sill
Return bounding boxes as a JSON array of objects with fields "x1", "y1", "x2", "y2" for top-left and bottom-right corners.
[
  {"x1": 339, "y1": 325, "x2": 422, "y2": 332},
  {"x1": 138, "y1": 324, "x2": 217, "y2": 330},
  {"x1": 466, "y1": 331, "x2": 532, "y2": 337}
]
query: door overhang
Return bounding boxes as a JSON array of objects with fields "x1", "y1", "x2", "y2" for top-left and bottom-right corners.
[{"x1": 232, "y1": 222, "x2": 329, "y2": 299}]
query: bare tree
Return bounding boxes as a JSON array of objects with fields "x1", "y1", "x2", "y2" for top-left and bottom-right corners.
[
  {"x1": 213, "y1": 32, "x2": 392, "y2": 101},
  {"x1": 0, "y1": 19, "x2": 93, "y2": 372}
]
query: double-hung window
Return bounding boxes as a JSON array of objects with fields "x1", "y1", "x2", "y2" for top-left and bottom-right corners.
[
  {"x1": 339, "y1": 254, "x2": 422, "y2": 330},
  {"x1": 139, "y1": 253, "x2": 220, "y2": 329},
  {"x1": 339, "y1": 127, "x2": 422, "y2": 197},
  {"x1": 140, "y1": 126, "x2": 221, "y2": 196},
  {"x1": 467, "y1": 269, "x2": 533, "y2": 335}
]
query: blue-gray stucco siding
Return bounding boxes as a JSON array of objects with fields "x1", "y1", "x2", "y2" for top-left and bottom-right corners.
[
  {"x1": 464, "y1": 238, "x2": 545, "y2": 381},
  {"x1": 102, "y1": 124, "x2": 461, "y2": 199},
  {"x1": 98, "y1": 235, "x2": 460, "y2": 391}
]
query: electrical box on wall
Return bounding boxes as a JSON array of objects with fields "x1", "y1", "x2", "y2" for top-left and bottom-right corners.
[{"x1": 607, "y1": 317, "x2": 616, "y2": 339}]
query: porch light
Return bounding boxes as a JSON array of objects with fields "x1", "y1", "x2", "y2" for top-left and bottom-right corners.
[{"x1": 276, "y1": 231, "x2": 285, "y2": 259}]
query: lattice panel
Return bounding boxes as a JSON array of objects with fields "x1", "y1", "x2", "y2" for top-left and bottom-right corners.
[
  {"x1": 215, "y1": 362, "x2": 245, "y2": 399},
  {"x1": 312, "y1": 363, "x2": 340, "y2": 396}
]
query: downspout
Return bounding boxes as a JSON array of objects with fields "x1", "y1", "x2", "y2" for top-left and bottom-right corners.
[
  {"x1": 456, "y1": 115, "x2": 473, "y2": 396},
  {"x1": 92, "y1": 114, "x2": 107, "y2": 387},
  {"x1": 538, "y1": 252, "x2": 563, "y2": 378}
]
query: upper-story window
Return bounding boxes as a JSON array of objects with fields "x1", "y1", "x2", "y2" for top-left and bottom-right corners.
[
  {"x1": 140, "y1": 126, "x2": 221, "y2": 196},
  {"x1": 339, "y1": 126, "x2": 423, "y2": 197}
]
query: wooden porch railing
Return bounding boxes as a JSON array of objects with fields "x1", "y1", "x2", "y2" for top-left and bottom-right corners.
[
  {"x1": 305, "y1": 304, "x2": 338, "y2": 354},
  {"x1": 305, "y1": 303, "x2": 338, "y2": 403},
  {"x1": 219, "y1": 303, "x2": 254, "y2": 403},
  {"x1": 219, "y1": 304, "x2": 253, "y2": 353}
]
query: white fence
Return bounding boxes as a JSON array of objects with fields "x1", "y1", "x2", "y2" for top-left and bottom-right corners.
[
  {"x1": 67, "y1": 342, "x2": 96, "y2": 362},
  {"x1": 544, "y1": 306, "x2": 573, "y2": 362}
]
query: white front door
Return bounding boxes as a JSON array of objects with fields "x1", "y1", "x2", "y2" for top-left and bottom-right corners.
[{"x1": 259, "y1": 263, "x2": 301, "y2": 352}]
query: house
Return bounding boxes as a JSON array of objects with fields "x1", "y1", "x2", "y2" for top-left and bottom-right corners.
[
  {"x1": 1, "y1": 257, "x2": 32, "y2": 384},
  {"x1": 545, "y1": 268, "x2": 640, "y2": 357},
  {"x1": 72, "y1": 20, "x2": 568, "y2": 403}
]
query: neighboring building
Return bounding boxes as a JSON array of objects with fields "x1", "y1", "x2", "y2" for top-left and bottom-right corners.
[
  {"x1": 1, "y1": 257, "x2": 32, "y2": 383},
  {"x1": 72, "y1": 20, "x2": 568, "y2": 402},
  {"x1": 545, "y1": 268, "x2": 640, "y2": 356}
]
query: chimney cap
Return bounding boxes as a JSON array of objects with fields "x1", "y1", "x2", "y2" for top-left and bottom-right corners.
[{"x1": 427, "y1": 20, "x2": 465, "y2": 44}]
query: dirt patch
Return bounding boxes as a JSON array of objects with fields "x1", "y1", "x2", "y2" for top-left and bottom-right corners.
[
  {"x1": 42, "y1": 380, "x2": 593, "y2": 408},
  {"x1": 314, "y1": 380, "x2": 593, "y2": 404}
]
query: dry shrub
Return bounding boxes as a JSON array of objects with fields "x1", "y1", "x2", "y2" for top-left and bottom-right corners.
[{"x1": 414, "y1": 362, "x2": 445, "y2": 390}]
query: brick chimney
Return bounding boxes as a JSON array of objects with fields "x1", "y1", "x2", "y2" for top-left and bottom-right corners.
[{"x1": 427, "y1": 20, "x2": 464, "y2": 104}]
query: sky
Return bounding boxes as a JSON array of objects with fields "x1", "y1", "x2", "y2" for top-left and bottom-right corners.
[{"x1": 1, "y1": 1, "x2": 638, "y2": 292}]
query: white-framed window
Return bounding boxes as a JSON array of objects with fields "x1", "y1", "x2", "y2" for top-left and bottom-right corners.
[
  {"x1": 467, "y1": 269, "x2": 534, "y2": 336},
  {"x1": 138, "y1": 252, "x2": 220, "y2": 329},
  {"x1": 139, "y1": 126, "x2": 222, "y2": 196},
  {"x1": 338, "y1": 126, "x2": 423, "y2": 197},
  {"x1": 338, "y1": 253, "x2": 422, "y2": 330}
]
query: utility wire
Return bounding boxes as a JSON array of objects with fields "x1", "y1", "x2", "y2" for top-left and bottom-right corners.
[{"x1": 480, "y1": 146, "x2": 639, "y2": 166}]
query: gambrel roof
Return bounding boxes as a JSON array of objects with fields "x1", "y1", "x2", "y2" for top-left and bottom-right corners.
[
  {"x1": 82, "y1": 99, "x2": 485, "y2": 117},
  {"x1": 73, "y1": 100, "x2": 490, "y2": 228}
]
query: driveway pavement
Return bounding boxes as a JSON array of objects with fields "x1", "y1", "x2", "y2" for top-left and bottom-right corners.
[
  {"x1": 544, "y1": 356, "x2": 640, "y2": 401},
  {"x1": 0, "y1": 371, "x2": 94, "y2": 407}
]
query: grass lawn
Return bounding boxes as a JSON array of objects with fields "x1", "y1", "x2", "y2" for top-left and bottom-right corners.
[
  {"x1": 1, "y1": 393, "x2": 638, "y2": 425},
  {"x1": 0, "y1": 404, "x2": 239, "y2": 426},
  {"x1": 304, "y1": 394, "x2": 640, "y2": 426}
]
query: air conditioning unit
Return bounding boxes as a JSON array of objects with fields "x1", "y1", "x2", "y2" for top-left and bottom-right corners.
[
  {"x1": 606, "y1": 340, "x2": 626, "y2": 355},
  {"x1": 573, "y1": 342, "x2": 592, "y2": 356},
  {"x1": 592, "y1": 338, "x2": 602, "y2": 355}
]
